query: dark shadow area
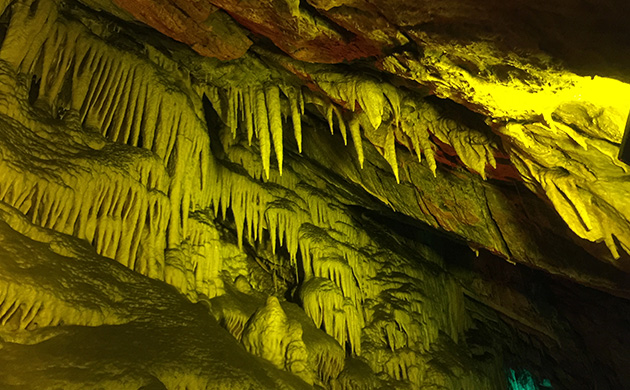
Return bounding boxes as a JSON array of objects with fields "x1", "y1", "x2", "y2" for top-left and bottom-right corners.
[{"x1": 202, "y1": 93, "x2": 227, "y2": 159}]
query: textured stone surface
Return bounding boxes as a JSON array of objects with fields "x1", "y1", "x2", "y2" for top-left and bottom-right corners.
[
  {"x1": 1, "y1": 0, "x2": 630, "y2": 388},
  {"x1": 207, "y1": 0, "x2": 382, "y2": 62},
  {"x1": 114, "y1": 0, "x2": 252, "y2": 60}
]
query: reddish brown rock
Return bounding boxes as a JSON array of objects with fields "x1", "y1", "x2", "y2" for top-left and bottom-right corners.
[
  {"x1": 208, "y1": 0, "x2": 381, "y2": 63},
  {"x1": 306, "y1": 1, "x2": 409, "y2": 50},
  {"x1": 113, "y1": 0, "x2": 252, "y2": 60}
]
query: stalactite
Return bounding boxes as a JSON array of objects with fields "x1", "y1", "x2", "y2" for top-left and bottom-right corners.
[
  {"x1": 227, "y1": 87, "x2": 240, "y2": 136},
  {"x1": 266, "y1": 85, "x2": 284, "y2": 176},
  {"x1": 348, "y1": 116, "x2": 365, "y2": 168},
  {"x1": 0, "y1": 54, "x2": 172, "y2": 278},
  {"x1": 0, "y1": 0, "x2": 212, "y2": 257},
  {"x1": 356, "y1": 79, "x2": 385, "y2": 130},
  {"x1": 335, "y1": 107, "x2": 348, "y2": 145},
  {"x1": 243, "y1": 86, "x2": 255, "y2": 145},
  {"x1": 383, "y1": 129, "x2": 399, "y2": 183},
  {"x1": 383, "y1": 349, "x2": 421, "y2": 384},
  {"x1": 281, "y1": 85, "x2": 304, "y2": 152},
  {"x1": 212, "y1": 291, "x2": 256, "y2": 341},
  {"x1": 423, "y1": 101, "x2": 498, "y2": 179},
  {"x1": 254, "y1": 87, "x2": 272, "y2": 179},
  {"x1": 501, "y1": 120, "x2": 630, "y2": 260},
  {"x1": 0, "y1": 203, "x2": 141, "y2": 330},
  {"x1": 0, "y1": 1, "x2": 609, "y2": 389},
  {"x1": 198, "y1": 52, "x2": 501, "y2": 195},
  {"x1": 207, "y1": 152, "x2": 367, "y2": 273},
  {"x1": 362, "y1": 257, "x2": 470, "y2": 359},
  {"x1": 311, "y1": 256, "x2": 363, "y2": 310},
  {"x1": 299, "y1": 277, "x2": 363, "y2": 355}
]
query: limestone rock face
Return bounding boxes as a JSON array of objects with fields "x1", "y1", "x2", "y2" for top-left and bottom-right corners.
[
  {"x1": 112, "y1": 0, "x2": 252, "y2": 60},
  {"x1": 1, "y1": 0, "x2": 630, "y2": 389}
]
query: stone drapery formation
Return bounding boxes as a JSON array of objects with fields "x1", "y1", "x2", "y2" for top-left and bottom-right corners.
[{"x1": 1, "y1": 0, "x2": 630, "y2": 389}]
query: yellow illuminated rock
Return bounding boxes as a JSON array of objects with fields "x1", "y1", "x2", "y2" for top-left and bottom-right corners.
[{"x1": 1, "y1": 0, "x2": 630, "y2": 389}]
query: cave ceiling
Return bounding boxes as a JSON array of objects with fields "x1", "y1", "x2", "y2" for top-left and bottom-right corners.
[
  {"x1": 1, "y1": 0, "x2": 630, "y2": 389},
  {"x1": 96, "y1": 0, "x2": 630, "y2": 292}
]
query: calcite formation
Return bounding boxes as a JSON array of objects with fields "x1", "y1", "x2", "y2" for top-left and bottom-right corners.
[{"x1": 1, "y1": 0, "x2": 630, "y2": 389}]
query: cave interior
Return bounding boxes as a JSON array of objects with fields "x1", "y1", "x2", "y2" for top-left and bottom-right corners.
[{"x1": 1, "y1": 0, "x2": 630, "y2": 389}]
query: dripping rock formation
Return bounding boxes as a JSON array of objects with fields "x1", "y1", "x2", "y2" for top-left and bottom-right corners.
[{"x1": 1, "y1": 0, "x2": 630, "y2": 389}]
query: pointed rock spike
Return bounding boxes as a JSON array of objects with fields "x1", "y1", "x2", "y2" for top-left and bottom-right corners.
[
  {"x1": 349, "y1": 116, "x2": 364, "y2": 169},
  {"x1": 334, "y1": 107, "x2": 347, "y2": 145},
  {"x1": 255, "y1": 88, "x2": 271, "y2": 179},
  {"x1": 266, "y1": 85, "x2": 283, "y2": 176}
]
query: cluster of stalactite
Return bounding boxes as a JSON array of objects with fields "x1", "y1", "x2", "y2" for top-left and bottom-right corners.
[{"x1": 2, "y1": 0, "x2": 629, "y2": 389}]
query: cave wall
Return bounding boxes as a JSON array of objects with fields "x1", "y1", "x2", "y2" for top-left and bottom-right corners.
[{"x1": 0, "y1": 0, "x2": 630, "y2": 389}]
